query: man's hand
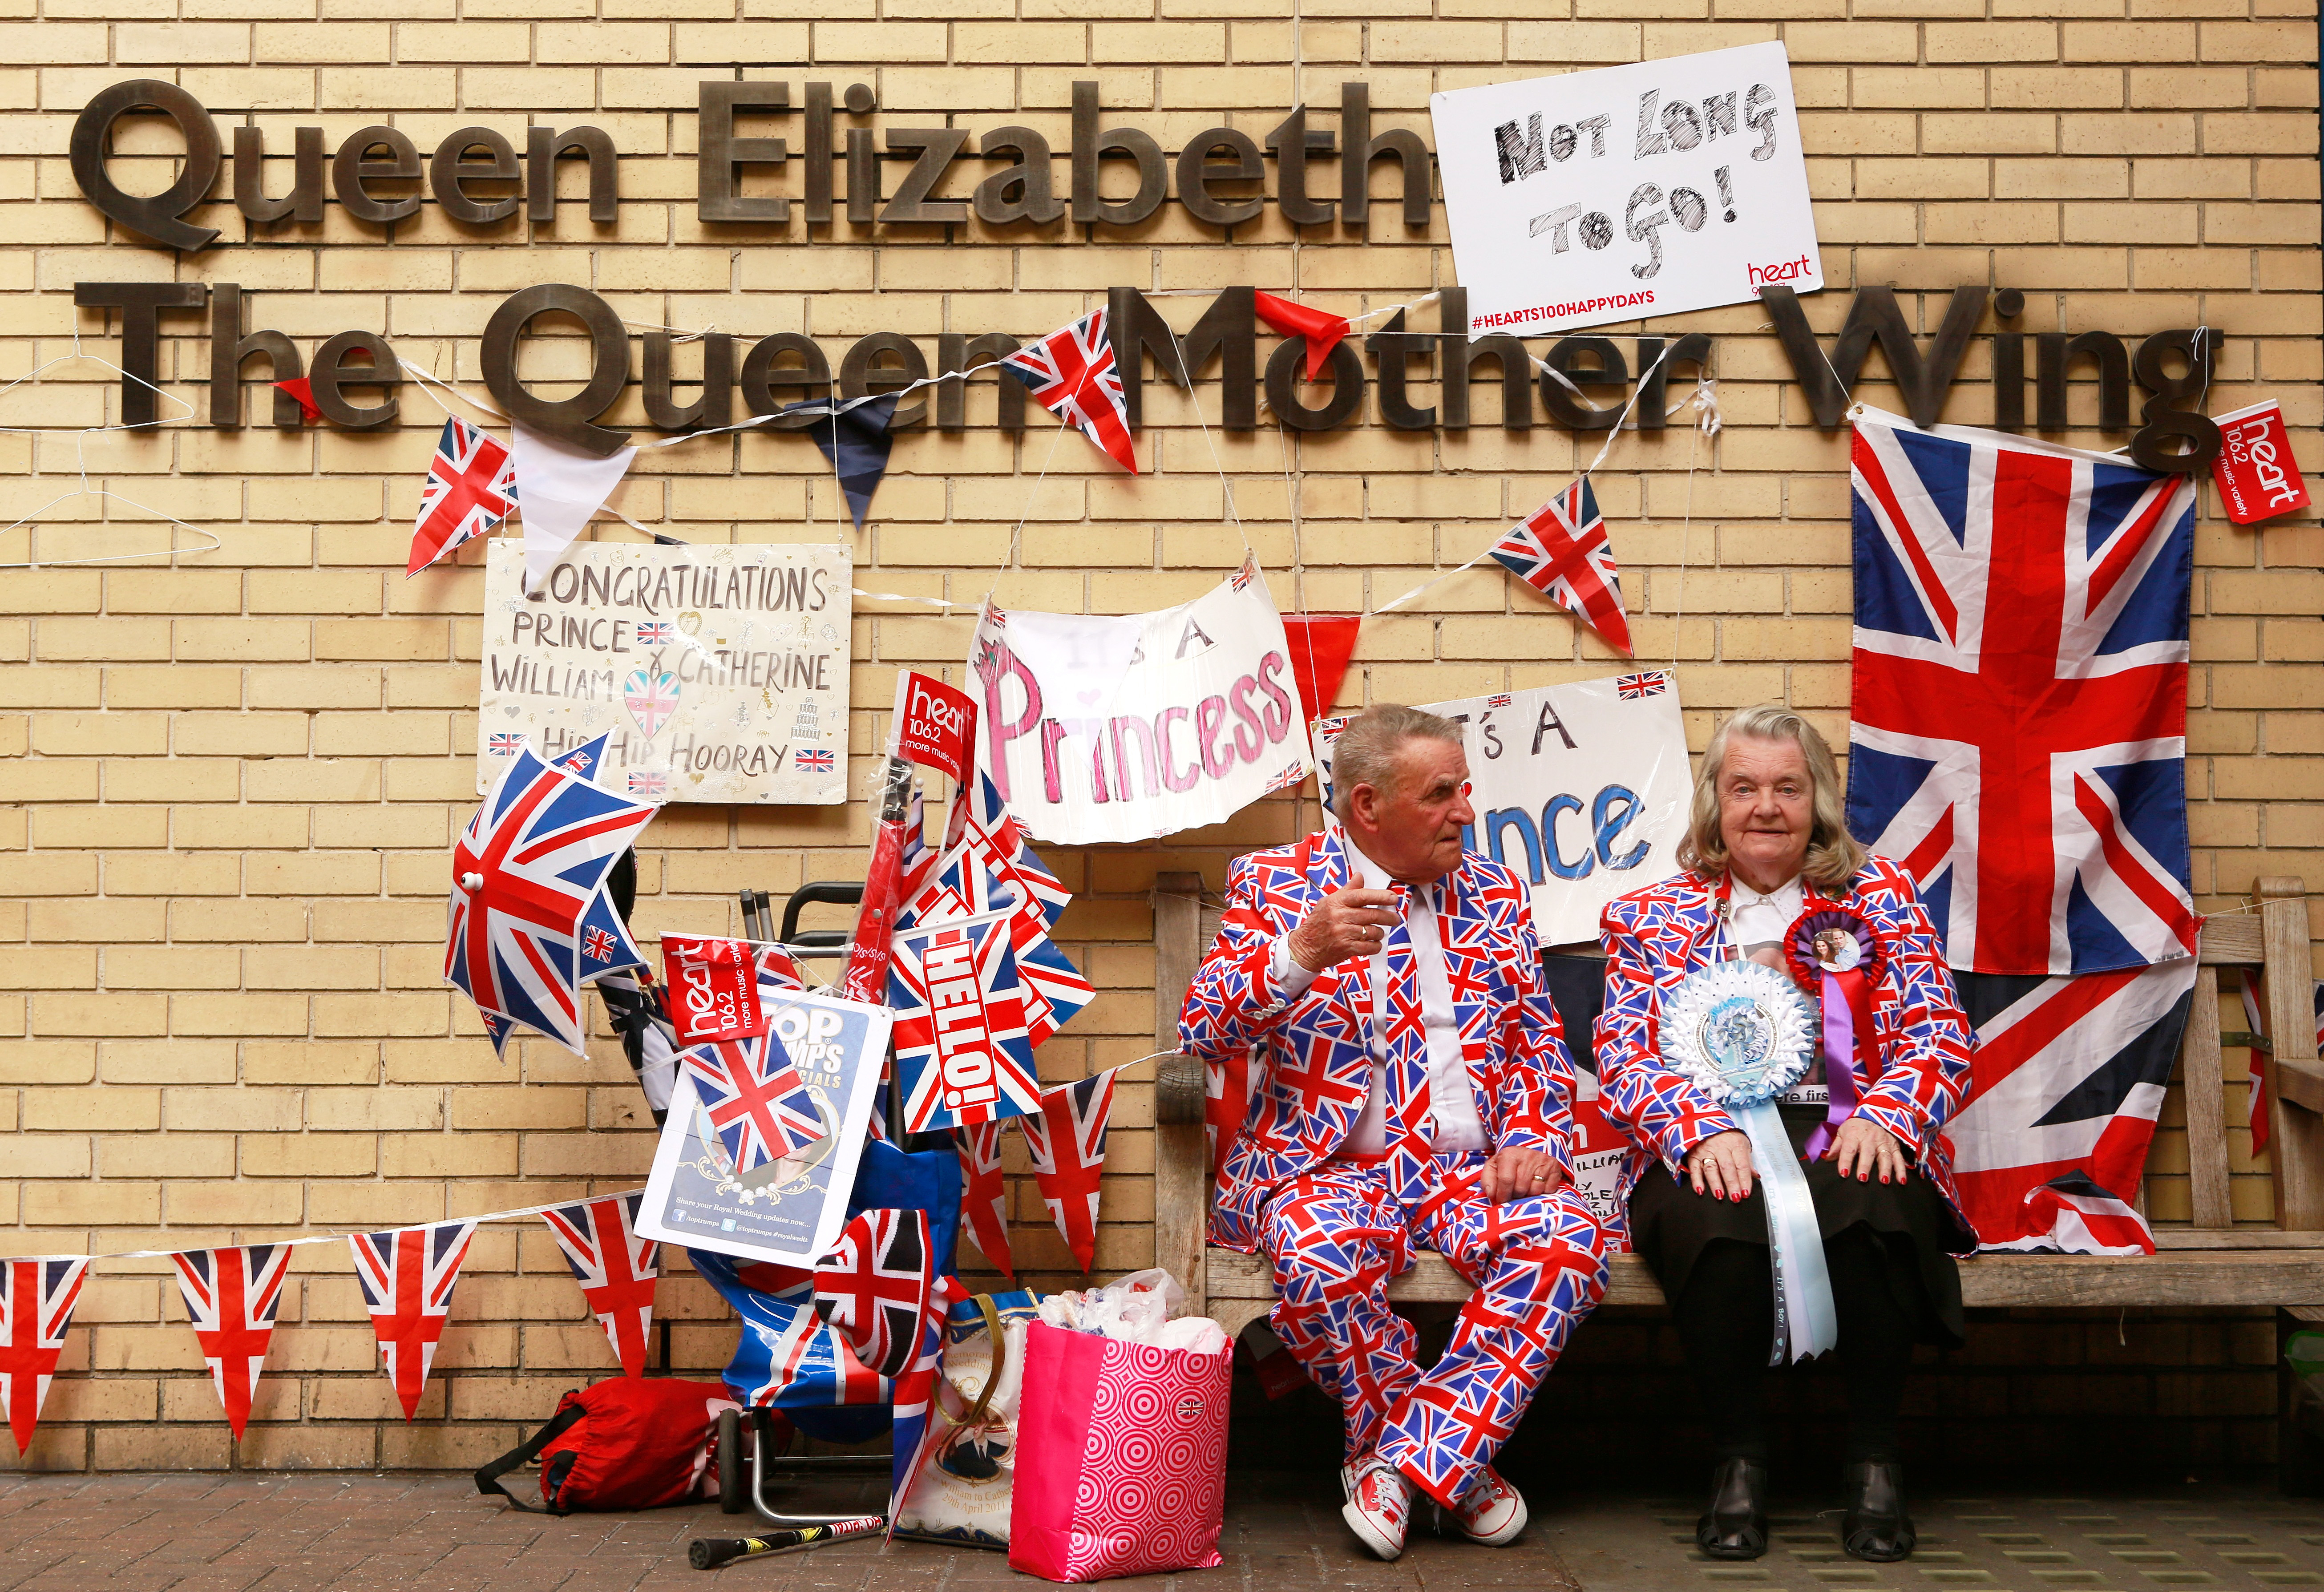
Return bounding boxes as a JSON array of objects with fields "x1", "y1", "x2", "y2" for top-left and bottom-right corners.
[
  {"x1": 1481, "y1": 1146, "x2": 1564, "y2": 1203},
  {"x1": 1286, "y1": 887, "x2": 1403, "y2": 972},
  {"x1": 1683, "y1": 1129, "x2": 1756, "y2": 1201},
  {"x1": 1829, "y1": 1116, "x2": 1910, "y2": 1184}
]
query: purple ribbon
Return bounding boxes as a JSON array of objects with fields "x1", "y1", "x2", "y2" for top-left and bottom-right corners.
[{"x1": 1802, "y1": 970, "x2": 1861, "y2": 1162}]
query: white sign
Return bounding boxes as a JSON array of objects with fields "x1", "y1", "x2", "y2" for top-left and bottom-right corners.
[
  {"x1": 636, "y1": 989, "x2": 893, "y2": 1267},
  {"x1": 1430, "y1": 43, "x2": 1822, "y2": 337},
  {"x1": 1316, "y1": 671, "x2": 1691, "y2": 945},
  {"x1": 479, "y1": 541, "x2": 850, "y2": 805},
  {"x1": 969, "y1": 558, "x2": 1311, "y2": 845}
]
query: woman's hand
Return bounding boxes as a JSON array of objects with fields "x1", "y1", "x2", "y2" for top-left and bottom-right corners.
[
  {"x1": 1829, "y1": 1117, "x2": 1910, "y2": 1184},
  {"x1": 1683, "y1": 1129, "x2": 1756, "y2": 1201}
]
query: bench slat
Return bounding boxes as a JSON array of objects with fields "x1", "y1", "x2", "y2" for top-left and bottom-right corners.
[{"x1": 2184, "y1": 965, "x2": 2233, "y2": 1228}]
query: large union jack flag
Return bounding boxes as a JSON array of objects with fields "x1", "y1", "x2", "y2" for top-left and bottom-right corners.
[
  {"x1": 349, "y1": 1220, "x2": 477, "y2": 1421},
  {"x1": 1488, "y1": 478, "x2": 1632, "y2": 656},
  {"x1": 1943, "y1": 959, "x2": 2195, "y2": 1251},
  {"x1": 170, "y1": 1245, "x2": 293, "y2": 1439},
  {"x1": 1001, "y1": 309, "x2": 1140, "y2": 474},
  {"x1": 1020, "y1": 1068, "x2": 1120, "y2": 1273},
  {"x1": 447, "y1": 744, "x2": 657, "y2": 1056},
  {"x1": 540, "y1": 1193, "x2": 660, "y2": 1378},
  {"x1": 889, "y1": 911, "x2": 1043, "y2": 1132},
  {"x1": 812, "y1": 1208, "x2": 934, "y2": 1380},
  {"x1": 679, "y1": 1030, "x2": 827, "y2": 1173},
  {"x1": 1, "y1": 1257, "x2": 90, "y2": 1455},
  {"x1": 1846, "y1": 409, "x2": 2199, "y2": 976},
  {"x1": 408, "y1": 416, "x2": 517, "y2": 575}
]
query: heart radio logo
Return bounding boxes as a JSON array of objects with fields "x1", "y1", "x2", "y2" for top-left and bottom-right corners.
[{"x1": 624, "y1": 669, "x2": 680, "y2": 739}]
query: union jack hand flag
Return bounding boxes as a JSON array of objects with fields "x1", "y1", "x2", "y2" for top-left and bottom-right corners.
[
  {"x1": 170, "y1": 1245, "x2": 293, "y2": 1439},
  {"x1": 947, "y1": 771, "x2": 1071, "y2": 931},
  {"x1": 1489, "y1": 478, "x2": 1632, "y2": 656},
  {"x1": 898, "y1": 843, "x2": 1090, "y2": 1051},
  {"x1": 446, "y1": 744, "x2": 657, "y2": 1057},
  {"x1": 1846, "y1": 409, "x2": 2199, "y2": 976},
  {"x1": 1, "y1": 1257, "x2": 90, "y2": 1455},
  {"x1": 889, "y1": 911, "x2": 1043, "y2": 1131},
  {"x1": 959, "y1": 1119, "x2": 1016, "y2": 1281},
  {"x1": 553, "y1": 731, "x2": 610, "y2": 782},
  {"x1": 540, "y1": 1193, "x2": 660, "y2": 1379},
  {"x1": 1019, "y1": 1067, "x2": 1120, "y2": 1273},
  {"x1": 812, "y1": 1208, "x2": 934, "y2": 1380},
  {"x1": 408, "y1": 416, "x2": 517, "y2": 576},
  {"x1": 1001, "y1": 309, "x2": 1140, "y2": 474},
  {"x1": 1615, "y1": 671, "x2": 1669, "y2": 699},
  {"x1": 679, "y1": 1030, "x2": 827, "y2": 1173},
  {"x1": 349, "y1": 1220, "x2": 477, "y2": 1421}
]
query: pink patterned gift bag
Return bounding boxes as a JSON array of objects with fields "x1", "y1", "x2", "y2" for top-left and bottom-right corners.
[{"x1": 1007, "y1": 1321, "x2": 1233, "y2": 1582}]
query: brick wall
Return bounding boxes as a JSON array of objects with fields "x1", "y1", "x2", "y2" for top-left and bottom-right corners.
[{"x1": 2, "y1": 5, "x2": 2317, "y2": 1472}]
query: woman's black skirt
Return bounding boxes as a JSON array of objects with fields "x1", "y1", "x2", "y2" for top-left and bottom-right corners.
[{"x1": 1628, "y1": 1104, "x2": 1968, "y2": 1346}]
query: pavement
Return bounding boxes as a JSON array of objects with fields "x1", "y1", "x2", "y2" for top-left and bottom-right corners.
[{"x1": 6, "y1": 1470, "x2": 2324, "y2": 1592}]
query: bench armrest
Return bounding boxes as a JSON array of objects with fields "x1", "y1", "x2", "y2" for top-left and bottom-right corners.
[{"x1": 1157, "y1": 1054, "x2": 1205, "y2": 1126}]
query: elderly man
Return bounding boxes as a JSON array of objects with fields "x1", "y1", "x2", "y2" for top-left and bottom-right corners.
[{"x1": 1178, "y1": 704, "x2": 1609, "y2": 1560}]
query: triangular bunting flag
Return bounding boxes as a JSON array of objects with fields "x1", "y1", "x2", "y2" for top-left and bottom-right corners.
[
  {"x1": 1001, "y1": 309, "x2": 1139, "y2": 474},
  {"x1": 169, "y1": 1245, "x2": 293, "y2": 1439},
  {"x1": 1, "y1": 1257, "x2": 91, "y2": 1455},
  {"x1": 272, "y1": 377, "x2": 322, "y2": 425},
  {"x1": 1280, "y1": 614, "x2": 1361, "y2": 727},
  {"x1": 959, "y1": 1119, "x2": 1015, "y2": 1280},
  {"x1": 1253, "y1": 291, "x2": 1352, "y2": 381},
  {"x1": 408, "y1": 416, "x2": 518, "y2": 576},
  {"x1": 540, "y1": 1194, "x2": 661, "y2": 1378},
  {"x1": 1487, "y1": 478, "x2": 1633, "y2": 656},
  {"x1": 789, "y1": 394, "x2": 899, "y2": 530},
  {"x1": 1020, "y1": 1069, "x2": 1119, "y2": 1273},
  {"x1": 511, "y1": 421, "x2": 638, "y2": 594},
  {"x1": 349, "y1": 1220, "x2": 478, "y2": 1420}
]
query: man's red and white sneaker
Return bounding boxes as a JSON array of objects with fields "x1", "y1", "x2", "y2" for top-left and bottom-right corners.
[
  {"x1": 1340, "y1": 1455, "x2": 1411, "y2": 1560},
  {"x1": 1451, "y1": 1466, "x2": 1528, "y2": 1546}
]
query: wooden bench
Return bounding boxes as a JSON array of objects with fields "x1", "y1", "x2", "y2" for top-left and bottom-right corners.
[{"x1": 1150, "y1": 871, "x2": 2324, "y2": 1462}]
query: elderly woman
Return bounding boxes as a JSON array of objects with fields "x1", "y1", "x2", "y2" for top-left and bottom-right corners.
[{"x1": 1595, "y1": 705, "x2": 1976, "y2": 1564}]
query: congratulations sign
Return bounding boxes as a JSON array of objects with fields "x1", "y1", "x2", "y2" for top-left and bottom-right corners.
[
  {"x1": 480, "y1": 541, "x2": 850, "y2": 804},
  {"x1": 969, "y1": 558, "x2": 1311, "y2": 844},
  {"x1": 1430, "y1": 42, "x2": 1820, "y2": 337}
]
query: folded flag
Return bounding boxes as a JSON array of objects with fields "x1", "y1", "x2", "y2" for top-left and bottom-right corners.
[{"x1": 2001, "y1": 1170, "x2": 2157, "y2": 1257}]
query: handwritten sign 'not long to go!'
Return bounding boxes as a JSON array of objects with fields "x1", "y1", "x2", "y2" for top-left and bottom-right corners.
[{"x1": 1431, "y1": 42, "x2": 1822, "y2": 338}]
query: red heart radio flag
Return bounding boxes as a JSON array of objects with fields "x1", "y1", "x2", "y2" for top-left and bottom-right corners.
[
  {"x1": 1, "y1": 1257, "x2": 91, "y2": 1455},
  {"x1": 889, "y1": 910, "x2": 1043, "y2": 1131},
  {"x1": 892, "y1": 671, "x2": 979, "y2": 785},
  {"x1": 349, "y1": 1220, "x2": 478, "y2": 1420},
  {"x1": 540, "y1": 1194, "x2": 661, "y2": 1378},
  {"x1": 2211, "y1": 400, "x2": 2311, "y2": 525},
  {"x1": 662, "y1": 935, "x2": 767, "y2": 1045}
]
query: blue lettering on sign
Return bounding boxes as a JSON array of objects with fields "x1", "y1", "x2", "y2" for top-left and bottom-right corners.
[
  {"x1": 1541, "y1": 794, "x2": 1591, "y2": 880},
  {"x1": 1471, "y1": 782, "x2": 1653, "y2": 882}
]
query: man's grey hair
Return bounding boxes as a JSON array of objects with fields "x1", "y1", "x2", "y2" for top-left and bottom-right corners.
[{"x1": 1329, "y1": 704, "x2": 1464, "y2": 823}]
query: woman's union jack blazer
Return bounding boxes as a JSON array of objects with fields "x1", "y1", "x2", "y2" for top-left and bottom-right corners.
[
  {"x1": 1593, "y1": 855, "x2": 1978, "y2": 1245},
  {"x1": 1176, "y1": 828, "x2": 1579, "y2": 1255}
]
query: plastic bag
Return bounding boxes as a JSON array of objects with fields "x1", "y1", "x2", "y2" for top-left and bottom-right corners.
[{"x1": 1034, "y1": 1268, "x2": 1195, "y2": 1345}]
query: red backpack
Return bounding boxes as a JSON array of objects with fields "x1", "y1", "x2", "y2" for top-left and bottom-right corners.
[{"x1": 475, "y1": 1378, "x2": 744, "y2": 1513}]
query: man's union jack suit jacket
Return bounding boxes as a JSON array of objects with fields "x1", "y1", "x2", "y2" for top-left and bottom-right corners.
[
  {"x1": 1594, "y1": 855, "x2": 1978, "y2": 1245},
  {"x1": 1177, "y1": 829, "x2": 1578, "y2": 1255}
]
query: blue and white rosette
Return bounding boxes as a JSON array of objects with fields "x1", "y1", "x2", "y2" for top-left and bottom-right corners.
[{"x1": 1661, "y1": 960, "x2": 1838, "y2": 1365}]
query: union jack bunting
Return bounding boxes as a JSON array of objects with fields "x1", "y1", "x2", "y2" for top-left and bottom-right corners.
[
  {"x1": 1000, "y1": 308, "x2": 1140, "y2": 474},
  {"x1": 1019, "y1": 1068, "x2": 1119, "y2": 1273},
  {"x1": 446, "y1": 744, "x2": 657, "y2": 1056},
  {"x1": 553, "y1": 731, "x2": 610, "y2": 782},
  {"x1": 795, "y1": 748, "x2": 836, "y2": 773},
  {"x1": 1846, "y1": 409, "x2": 2199, "y2": 976},
  {"x1": 170, "y1": 1245, "x2": 293, "y2": 1439},
  {"x1": 348, "y1": 1220, "x2": 478, "y2": 1420},
  {"x1": 1, "y1": 1257, "x2": 90, "y2": 1455},
  {"x1": 408, "y1": 416, "x2": 517, "y2": 576},
  {"x1": 946, "y1": 772, "x2": 1070, "y2": 932},
  {"x1": 1487, "y1": 478, "x2": 1633, "y2": 656},
  {"x1": 959, "y1": 1119, "x2": 1016, "y2": 1280},
  {"x1": 487, "y1": 732, "x2": 525, "y2": 756},
  {"x1": 812, "y1": 1208, "x2": 934, "y2": 1380},
  {"x1": 897, "y1": 841, "x2": 1090, "y2": 1050},
  {"x1": 889, "y1": 1274, "x2": 962, "y2": 1539},
  {"x1": 1944, "y1": 958, "x2": 2195, "y2": 1250},
  {"x1": 1614, "y1": 671, "x2": 1668, "y2": 699},
  {"x1": 889, "y1": 911, "x2": 1043, "y2": 1132},
  {"x1": 540, "y1": 1193, "x2": 660, "y2": 1378},
  {"x1": 678, "y1": 1030, "x2": 828, "y2": 1173}
]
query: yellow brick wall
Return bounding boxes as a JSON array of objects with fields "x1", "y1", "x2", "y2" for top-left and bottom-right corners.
[{"x1": 1, "y1": 8, "x2": 2317, "y2": 1471}]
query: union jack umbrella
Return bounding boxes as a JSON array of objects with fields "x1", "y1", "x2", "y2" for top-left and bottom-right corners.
[
  {"x1": 1615, "y1": 670, "x2": 1669, "y2": 699},
  {"x1": 1, "y1": 1257, "x2": 90, "y2": 1455},
  {"x1": 679, "y1": 1030, "x2": 827, "y2": 1173},
  {"x1": 812, "y1": 1208, "x2": 934, "y2": 1380},
  {"x1": 408, "y1": 416, "x2": 517, "y2": 576},
  {"x1": 553, "y1": 730, "x2": 611, "y2": 783},
  {"x1": 539, "y1": 1193, "x2": 660, "y2": 1378},
  {"x1": 888, "y1": 1273, "x2": 962, "y2": 1540},
  {"x1": 1019, "y1": 1068, "x2": 1120, "y2": 1273},
  {"x1": 1846, "y1": 409, "x2": 2199, "y2": 976},
  {"x1": 1001, "y1": 308, "x2": 1140, "y2": 474},
  {"x1": 889, "y1": 910, "x2": 1043, "y2": 1131},
  {"x1": 1488, "y1": 477, "x2": 1633, "y2": 655},
  {"x1": 170, "y1": 1245, "x2": 293, "y2": 1439},
  {"x1": 958, "y1": 1119, "x2": 1016, "y2": 1280},
  {"x1": 348, "y1": 1220, "x2": 477, "y2": 1421},
  {"x1": 574, "y1": 886, "x2": 647, "y2": 986},
  {"x1": 446, "y1": 744, "x2": 657, "y2": 1057}
]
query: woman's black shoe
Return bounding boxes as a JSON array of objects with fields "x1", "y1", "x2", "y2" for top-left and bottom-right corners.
[
  {"x1": 1840, "y1": 1461, "x2": 1915, "y2": 1561},
  {"x1": 1696, "y1": 1458, "x2": 1769, "y2": 1560}
]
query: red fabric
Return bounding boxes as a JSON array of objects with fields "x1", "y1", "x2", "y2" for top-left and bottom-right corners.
[
  {"x1": 661, "y1": 936, "x2": 764, "y2": 1044},
  {"x1": 273, "y1": 377, "x2": 321, "y2": 424},
  {"x1": 1253, "y1": 292, "x2": 1351, "y2": 382},
  {"x1": 537, "y1": 1378, "x2": 740, "y2": 1512},
  {"x1": 1280, "y1": 614, "x2": 1360, "y2": 728},
  {"x1": 837, "y1": 817, "x2": 906, "y2": 1004}
]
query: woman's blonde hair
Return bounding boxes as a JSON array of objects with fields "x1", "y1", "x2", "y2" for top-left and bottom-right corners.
[{"x1": 1676, "y1": 704, "x2": 1868, "y2": 893}]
